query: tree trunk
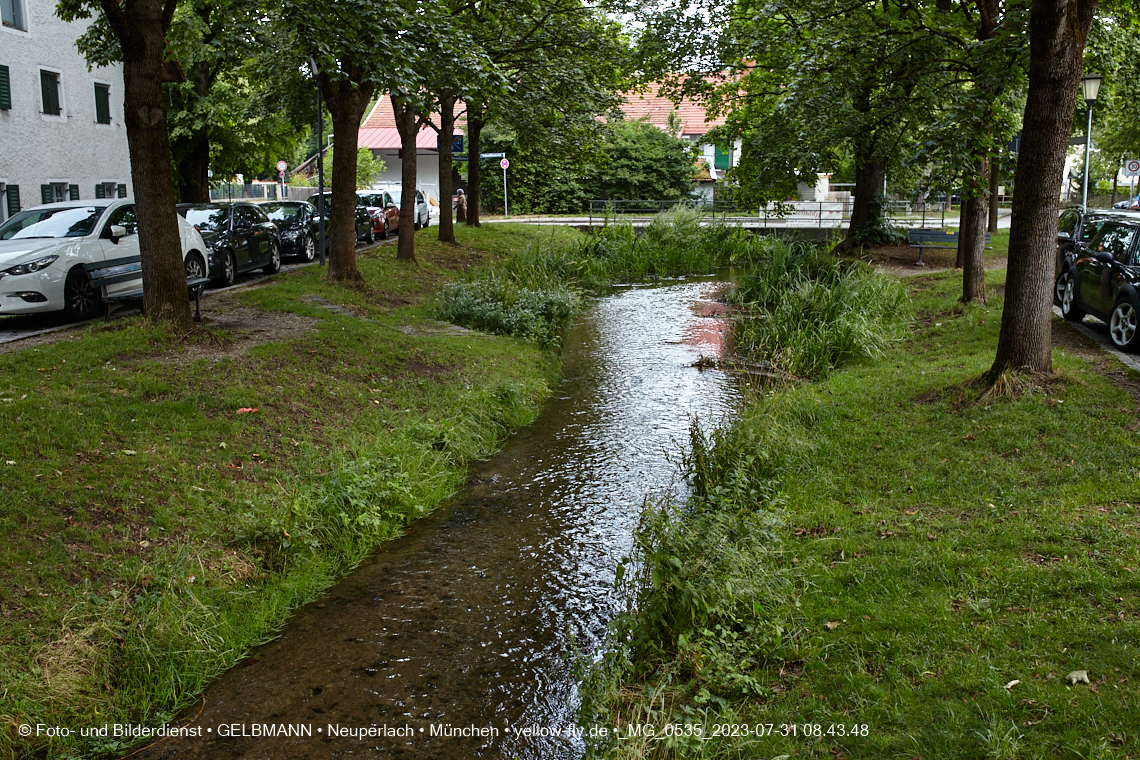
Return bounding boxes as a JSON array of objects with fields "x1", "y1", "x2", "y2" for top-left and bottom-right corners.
[
  {"x1": 835, "y1": 152, "x2": 885, "y2": 255},
  {"x1": 1111, "y1": 158, "x2": 1119, "y2": 205},
  {"x1": 989, "y1": 0, "x2": 1098, "y2": 380},
  {"x1": 959, "y1": 158, "x2": 988, "y2": 304},
  {"x1": 320, "y1": 71, "x2": 372, "y2": 282},
  {"x1": 176, "y1": 126, "x2": 211, "y2": 203},
  {"x1": 392, "y1": 94, "x2": 418, "y2": 263},
  {"x1": 466, "y1": 104, "x2": 483, "y2": 227},
  {"x1": 988, "y1": 156, "x2": 1000, "y2": 233},
  {"x1": 99, "y1": 0, "x2": 192, "y2": 330},
  {"x1": 437, "y1": 92, "x2": 457, "y2": 244}
]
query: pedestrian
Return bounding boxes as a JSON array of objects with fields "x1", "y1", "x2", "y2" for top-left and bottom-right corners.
[{"x1": 456, "y1": 189, "x2": 467, "y2": 224}]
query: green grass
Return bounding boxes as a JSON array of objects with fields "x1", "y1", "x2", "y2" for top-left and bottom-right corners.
[
  {"x1": 0, "y1": 225, "x2": 572, "y2": 760},
  {"x1": 581, "y1": 263, "x2": 1140, "y2": 759}
]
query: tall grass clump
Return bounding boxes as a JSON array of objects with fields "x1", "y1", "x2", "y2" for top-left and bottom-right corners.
[
  {"x1": 730, "y1": 241, "x2": 911, "y2": 378},
  {"x1": 434, "y1": 209, "x2": 768, "y2": 343}
]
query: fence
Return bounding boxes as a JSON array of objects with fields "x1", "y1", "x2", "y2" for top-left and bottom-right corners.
[
  {"x1": 585, "y1": 198, "x2": 966, "y2": 229},
  {"x1": 208, "y1": 183, "x2": 318, "y2": 202}
]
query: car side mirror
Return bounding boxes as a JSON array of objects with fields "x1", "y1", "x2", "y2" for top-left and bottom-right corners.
[
  {"x1": 109, "y1": 224, "x2": 127, "y2": 242},
  {"x1": 385, "y1": 202, "x2": 397, "y2": 209},
  {"x1": 1057, "y1": 231, "x2": 1070, "y2": 240},
  {"x1": 1094, "y1": 250, "x2": 1115, "y2": 264}
]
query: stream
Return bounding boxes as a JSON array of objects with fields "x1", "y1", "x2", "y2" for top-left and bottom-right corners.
[{"x1": 136, "y1": 277, "x2": 740, "y2": 760}]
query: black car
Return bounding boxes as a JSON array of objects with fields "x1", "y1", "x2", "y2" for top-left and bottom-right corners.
[
  {"x1": 177, "y1": 202, "x2": 281, "y2": 287},
  {"x1": 1056, "y1": 210, "x2": 1140, "y2": 351},
  {"x1": 306, "y1": 192, "x2": 374, "y2": 245},
  {"x1": 262, "y1": 201, "x2": 323, "y2": 262}
]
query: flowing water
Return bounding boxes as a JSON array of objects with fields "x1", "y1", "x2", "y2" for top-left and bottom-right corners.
[{"x1": 137, "y1": 278, "x2": 740, "y2": 760}]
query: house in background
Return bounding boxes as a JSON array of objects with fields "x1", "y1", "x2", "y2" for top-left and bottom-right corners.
[
  {"x1": 618, "y1": 83, "x2": 741, "y2": 203},
  {"x1": 356, "y1": 97, "x2": 465, "y2": 205},
  {"x1": 0, "y1": 0, "x2": 132, "y2": 223}
]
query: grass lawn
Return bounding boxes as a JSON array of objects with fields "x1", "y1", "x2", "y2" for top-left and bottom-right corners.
[
  {"x1": 587, "y1": 262, "x2": 1140, "y2": 760},
  {"x1": 0, "y1": 224, "x2": 580, "y2": 760}
]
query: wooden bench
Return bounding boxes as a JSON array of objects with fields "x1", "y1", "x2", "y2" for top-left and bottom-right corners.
[
  {"x1": 84, "y1": 255, "x2": 209, "y2": 321},
  {"x1": 908, "y1": 229, "x2": 992, "y2": 267}
]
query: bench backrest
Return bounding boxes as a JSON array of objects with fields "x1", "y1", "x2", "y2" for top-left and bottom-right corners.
[
  {"x1": 909, "y1": 229, "x2": 992, "y2": 244},
  {"x1": 84, "y1": 255, "x2": 142, "y2": 288}
]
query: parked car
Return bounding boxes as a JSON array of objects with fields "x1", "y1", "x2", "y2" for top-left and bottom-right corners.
[
  {"x1": 359, "y1": 191, "x2": 400, "y2": 239},
  {"x1": 306, "y1": 192, "x2": 374, "y2": 244},
  {"x1": 262, "y1": 200, "x2": 323, "y2": 261},
  {"x1": 1112, "y1": 196, "x2": 1139, "y2": 210},
  {"x1": 0, "y1": 199, "x2": 207, "y2": 321},
  {"x1": 1056, "y1": 210, "x2": 1140, "y2": 350},
  {"x1": 388, "y1": 188, "x2": 431, "y2": 230},
  {"x1": 177, "y1": 202, "x2": 281, "y2": 287}
]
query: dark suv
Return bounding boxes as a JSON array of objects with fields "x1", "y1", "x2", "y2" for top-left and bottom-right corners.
[{"x1": 1056, "y1": 210, "x2": 1140, "y2": 351}]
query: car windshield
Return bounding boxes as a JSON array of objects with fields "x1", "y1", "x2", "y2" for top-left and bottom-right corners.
[
  {"x1": 263, "y1": 203, "x2": 302, "y2": 223},
  {"x1": 0, "y1": 206, "x2": 105, "y2": 240},
  {"x1": 360, "y1": 194, "x2": 383, "y2": 207},
  {"x1": 389, "y1": 190, "x2": 402, "y2": 204},
  {"x1": 183, "y1": 207, "x2": 229, "y2": 231}
]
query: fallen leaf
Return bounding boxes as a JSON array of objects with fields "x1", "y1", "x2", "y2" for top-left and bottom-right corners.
[
  {"x1": 218, "y1": 442, "x2": 227, "y2": 449},
  {"x1": 236, "y1": 408, "x2": 259, "y2": 415},
  {"x1": 1004, "y1": 679, "x2": 1021, "y2": 690},
  {"x1": 824, "y1": 621, "x2": 841, "y2": 630},
  {"x1": 121, "y1": 450, "x2": 137, "y2": 456},
  {"x1": 1066, "y1": 670, "x2": 1090, "y2": 685}
]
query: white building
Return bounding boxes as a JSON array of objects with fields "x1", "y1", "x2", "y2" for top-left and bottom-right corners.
[{"x1": 0, "y1": 0, "x2": 133, "y2": 223}]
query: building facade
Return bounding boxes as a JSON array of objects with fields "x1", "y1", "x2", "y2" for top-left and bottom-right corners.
[{"x1": 0, "y1": 0, "x2": 132, "y2": 223}]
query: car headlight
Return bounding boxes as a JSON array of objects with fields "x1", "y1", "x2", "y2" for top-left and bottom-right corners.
[
  {"x1": 4, "y1": 255, "x2": 59, "y2": 276},
  {"x1": 282, "y1": 229, "x2": 301, "y2": 239}
]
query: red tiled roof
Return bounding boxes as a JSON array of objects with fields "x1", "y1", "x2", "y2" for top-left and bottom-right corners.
[
  {"x1": 358, "y1": 127, "x2": 440, "y2": 151},
  {"x1": 618, "y1": 83, "x2": 726, "y2": 136}
]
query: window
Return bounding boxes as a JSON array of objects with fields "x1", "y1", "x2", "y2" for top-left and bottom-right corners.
[
  {"x1": 95, "y1": 182, "x2": 118, "y2": 199},
  {"x1": 41, "y1": 183, "x2": 67, "y2": 204},
  {"x1": 103, "y1": 205, "x2": 138, "y2": 236},
  {"x1": 94, "y1": 83, "x2": 111, "y2": 124},
  {"x1": 1059, "y1": 210, "x2": 1080, "y2": 236},
  {"x1": 1, "y1": 0, "x2": 25, "y2": 30},
  {"x1": 714, "y1": 145, "x2": 731, "y2": 171},
  {"x1": 1088, "y1": 222, "x2": 1137, "y2": 261},
  {"x1": 40, "y1": 71, "x2": 61, "y2": 116},
  {"x1": 5, "y1": 186, "x2": 18, "y2": 218},
  {"x1": 117, "y1": 184, "x2": 127, "y2": 198},
  {"x1": 0, "y1": 65, "x2": 10, "y2": 110}
]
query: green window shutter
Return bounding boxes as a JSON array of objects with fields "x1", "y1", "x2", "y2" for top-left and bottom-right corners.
[
  {"x1": 117, "y1": 184, "x2": 127, "y2": 198},
  {"x1": 68, "y1": 184, "x2": 79, "y2": 200},
  {"x1": 6, "y1": 186, "x2": 18, "y2": 217},
  {"x1": 0, "y1": 65, "x2": 10, "y2": 110},
  {"x1": 714, "y1": 145, "x2": 731, "y2": 171},
  {"x1": 41, "y1": 185, "x2": 53, "y2": 204},
  {"x1": 95, "y1": 184, "x2": 105, "y2": 199},
  {"x1": 94, "y1": 83, "x2": 110, "y2": 124},
  {"x1": 40, "y1": 71, "x2": 60, "y2": 116}
]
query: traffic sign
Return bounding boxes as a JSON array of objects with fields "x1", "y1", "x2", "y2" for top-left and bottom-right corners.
[
  {"x1": 1126, "y1": 159, "x2": 1140, "y2": 176},
  {"x1": 500, "y1": 158, "x2": 510, "y2": 169},
  {"x1": 276, "y1": 160, "x2": 288, "y2": 172}
]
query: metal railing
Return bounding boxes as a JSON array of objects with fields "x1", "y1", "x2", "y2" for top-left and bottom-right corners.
[
  {"x1": 208, "y1": 184, "x2": 318, "y2": 202},
  {"x1": 585, "y1": 198, "x2": 960, "y2": 229}
]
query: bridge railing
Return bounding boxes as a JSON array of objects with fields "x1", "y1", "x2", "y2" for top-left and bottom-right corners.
[{"x1": 586, "y1": 199, "x2": 956, "y2": 228}]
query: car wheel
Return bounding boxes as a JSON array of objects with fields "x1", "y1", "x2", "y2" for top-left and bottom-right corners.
[
  {"x1": 263, "y1": 242, "x2": 282, "y2": 274},
  {"x1": 63, "y1": 267, "x2": 101, "y2": 321},
  {"x1": 1110, "y1": 296, "x2": 1140, "y2": 351},
  {"x1": 217, "y1": 249, "x2": 237, "y2": 287},
  {"x1": 1057, "y1": 270, "x2": 1085, "y2": 322},
  {"x1": 380, "y1": 219, "x2": 389, "y2": 240},
  {"x1": 413, "y1": 215, "x2": 421, "y2": 231},
  {"x1": 301, "y1": 235, "x2": 316, "y2": 262},
  {"x1": 184, "y1": 252, "x2": 207, "y2": 281},
  {"x1": 364, "y1": 226, "x2": 374, "y2": 245}
]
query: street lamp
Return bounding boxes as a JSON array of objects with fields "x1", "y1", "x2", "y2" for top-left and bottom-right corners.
[
  {"x1": 309, "y1": 57, "x2": 326, "y2": 266},
  {"x1": 1081, "y1": 71, "x2": 1103, "y2": 209}
]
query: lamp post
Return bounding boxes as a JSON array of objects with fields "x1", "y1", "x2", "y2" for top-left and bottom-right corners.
[
  {"x1": 1081, "y1": 71, "x2": 1103, "y2": 209},
  {"x1": 309, "y1": 57, "x2": 326, "y2": 267}
]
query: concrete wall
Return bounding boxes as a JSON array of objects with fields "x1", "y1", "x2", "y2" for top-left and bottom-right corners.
[
  {"x1": 0, "y1": 0, "x2": 132, "y2": 222},
  {"x1": 367, "y1": 149, "x2": 440, "y2": 206}
]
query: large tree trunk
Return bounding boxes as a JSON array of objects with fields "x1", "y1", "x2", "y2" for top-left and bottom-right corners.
[
  {"x1": 989, "y1": 0, "x2": 1097, "y2": 380},
  {"x1": 466, "y1": 103, "x2": 484, "y2": 227},
  {"x1": 437, "y1": 92, "x2": 457, "y2": 244},
  {"x1": 99, "y1": 0, "x2": 192, "y2": 330},
  {"x1": 392, "y1": 94, "x2": 418, "y2": 263},
  {"x1": 959, "y1": 158, "x2": 988, "y2": 303},
  {"x1": 320, "y1": 71, "x2": 372, "y2": 282},
  {"x1": 988, "y1": 156, "x2": 1000, "y2": 233}
]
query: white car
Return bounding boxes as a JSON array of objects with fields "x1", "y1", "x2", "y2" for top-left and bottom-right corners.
[{"x1": 0, "y1": 199, "x2": 207, "y2": 320}]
